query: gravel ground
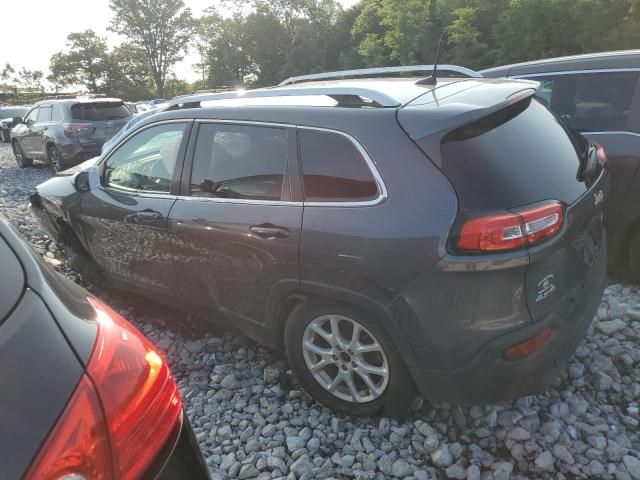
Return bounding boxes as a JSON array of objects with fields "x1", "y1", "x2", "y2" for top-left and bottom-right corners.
[{"x1": 1, "y1": 142, "x2": 639, "y2": 480}]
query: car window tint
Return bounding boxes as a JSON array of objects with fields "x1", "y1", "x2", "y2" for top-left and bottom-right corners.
[
  {"x1": 190, "y1": 124, "x2": 289, "y2": 201},
  {"x1": 299, "y1": 130, "x2": 378, "y2": 202},
  {"x1": 25, "y1": 108, "x2": 38, "y2": 124},
  {"x1": 52, "y1": 105, "x2": 63, "y2": 122},
  {"x1": 105, "y1": 123, "x2": 187, "y2": 194},
  {"x1": 37, "y1": 107, "x2": 52, "y2": 122},
  {"x1": 72, "y1": 102, "x2": 131, "y2": 121},
  {"x1": 532, "y1": 72, "x2": 640, "y2": 132}
]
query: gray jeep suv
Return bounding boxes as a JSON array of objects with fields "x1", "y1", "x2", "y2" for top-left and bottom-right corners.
[
  {"x1": 482, "y1": 50, "x2": 640, "y2": 281},
  {"x1": 12, "y1": 97, "x2": 132, "y2": 171},
  {"x1": 30, "y1": 67, "x2": 608, "y2": 415}
]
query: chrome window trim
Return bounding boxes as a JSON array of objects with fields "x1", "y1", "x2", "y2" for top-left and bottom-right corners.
[
  {"x1": 512, "y1": 67, "x2": 640, "y2": 79},
  {"x1": 99, "y1": 186, "x2": 177, "y2": 200},
  {"x1": 582, "y1": 131, "x2": 640, "y2": 137},
  {"x1": 182, "y1": 119, "x2": 388, "y2": 208}
]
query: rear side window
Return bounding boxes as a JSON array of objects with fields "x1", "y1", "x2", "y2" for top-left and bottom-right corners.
[
  {"x1": 532, "y1": 72, "x2": 639, "y2": 133},
  {"x1": 438, "y1": 98, "x2": 588, "y2": 210},
  {"x1": 37, "y1": 107, "x2": 52, "y2": 122},
  {"x1": 299, "y1": 130, "x2": 378, "y2": 202},
  {"x1": 72, "y1": 102, "x2": 131, "y2": 121},
  {"x1": 190, "y1": 124, "x2": 289, "y2": 201}
]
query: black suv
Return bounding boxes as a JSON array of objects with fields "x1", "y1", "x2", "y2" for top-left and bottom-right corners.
[
  {"x1": 30, "y1": 67, "x2": 608, "y2": 415},
  {"x1": 0, "y1": 105, "x2": 29, "y2": 143},
  {"x1": 12, "y1": 98, "x2": 132, "y2": 171},
  {"x1": 482, "y1": 50, "x2": 640, "y2": 280}
]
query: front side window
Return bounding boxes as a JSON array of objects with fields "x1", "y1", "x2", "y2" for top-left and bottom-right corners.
[
  {"x1": 532, "y1": 71, "x2": 640, "y2": 132},
  {"x1": 190, "y1": 124, "x2": 289, "y2": 201},
  {"x1": 104, "y1": 123, "x2": 187, "y2": 194},
  {"x1": 299, "y1": 129, "x2": 379, "y2": 202},
  {"x1": 24, "y1": 108, "x2": 39, "y2": 125},
  {"x1": 37, "y1": 107, "x2": 52, "y2": 123}
]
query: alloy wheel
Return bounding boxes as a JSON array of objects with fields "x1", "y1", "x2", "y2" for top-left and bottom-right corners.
[{"x1": 302, "y1": 314, "x2": 389, "y2": 403}]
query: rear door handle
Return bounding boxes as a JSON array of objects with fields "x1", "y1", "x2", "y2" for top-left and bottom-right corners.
[{"x1": 250, "y1": 224, "x2": 290, "y2": 239}]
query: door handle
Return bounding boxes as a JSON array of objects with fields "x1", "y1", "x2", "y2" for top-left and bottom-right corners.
[
  {"x1": 250, "y1": 224, "x2": 290, "y2": 239},
  {"x1": 137, "y1": 209, "x2": 163, "y2": 221}
]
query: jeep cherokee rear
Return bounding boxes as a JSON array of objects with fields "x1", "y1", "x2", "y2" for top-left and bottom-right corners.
[{"x1": 31, "y1": 70, "x2": 607, "y2": 415}]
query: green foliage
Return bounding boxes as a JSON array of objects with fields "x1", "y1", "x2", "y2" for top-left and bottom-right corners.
[
  {"x1": 109, "y1": 0, "x2": 194, "y2": 97},
  {"x1": 47, "y1": 31, "x2": 154, "y2": 100},
  {"x1": 34, "y1": 0, "x2": 640, "y2": 101},
  {"x1": 1, "y1": 63, "x2": 45, "y2": 104}
]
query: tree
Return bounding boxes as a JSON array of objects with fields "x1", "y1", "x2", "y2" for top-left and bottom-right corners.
[
  {"x1": 109, "y1": 0, "x2": 194, "y2": 97},
  {"x1": 48, "y1": 30, "x2": 109, "y2": 93}
]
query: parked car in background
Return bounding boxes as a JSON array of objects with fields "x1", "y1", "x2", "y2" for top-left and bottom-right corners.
[
  {"x1": 0, "y1": 105, "x2": 29, "y2": 142},
  {"x1": 0, "y1": 216, "x2": 209, "y2": 479},
  {"x1": 11, "y1": 97, "x2": 133, "y2": 171},
  {"x1": 101, "y1": 102, "x2": 169, "y2": 155},
  {"x1": 125, "y1": 101, "x2": 138, "y2": 114},
  {"x1": 31, "y1": 67, "x2": 608, "y2": 416},
  {"x1": 482, "y1": 50, "x2": 640, "y2": 280}
]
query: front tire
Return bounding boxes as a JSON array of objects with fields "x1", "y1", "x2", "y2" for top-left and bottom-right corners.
[
  {"x1": 12, "y1": 140, "x2": 33, "y2": 167},
  {"x1": 284, "y1": 299, "x2": 415, "y2": 416},
  {"x1": 1, "y1": 129, "x2": 9, "y2": 143}
]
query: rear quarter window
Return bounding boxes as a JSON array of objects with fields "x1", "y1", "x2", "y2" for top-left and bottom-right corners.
[
  {"x1": 299, "y1": 130, "x2": 379, "y2": 202},
  {"x1": 72, "y1": 103, "x2": 131, "y2": 121}
]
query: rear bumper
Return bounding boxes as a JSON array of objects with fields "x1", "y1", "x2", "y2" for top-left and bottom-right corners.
[
  {"x1": 408, "y1": 232, "x2": 606, "y2": 405},
  {"x1": 156, "y1": 414, "x2": 210, "y2": 480},
  {"x1": 57, "y1": 142, "x2": 101, "y2": 165}
]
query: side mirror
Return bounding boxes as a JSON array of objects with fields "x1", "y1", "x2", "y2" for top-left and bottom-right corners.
[
  {"x1": 12, "y1": 117, "x2": 23, "y2": 126},
  {"x1": 74, "y1": 171, "x2": 91, "y2": 193}
]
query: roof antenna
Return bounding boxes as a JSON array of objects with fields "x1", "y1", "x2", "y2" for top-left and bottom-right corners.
[{"x1": 417, "y1": 31, "x2": 446, "y2": 86}]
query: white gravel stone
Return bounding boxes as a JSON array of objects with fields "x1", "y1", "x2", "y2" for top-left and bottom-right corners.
[
  {"x1": 596, "y1": 319, "x2": 627, "y2": 335},
  {"x1": 624, "y1": 456, "x2": 640, "y2": 480}
]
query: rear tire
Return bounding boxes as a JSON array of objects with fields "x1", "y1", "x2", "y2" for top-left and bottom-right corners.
[
  {"x1": 47, "y1": 144, "x2": 65, "y2": 172},
  {"x1": 284, "y1": 299, "x2": 415, "y2": 417},
  {"x1": 12, "y1": 140, "x2": 32, "y2": 167}
]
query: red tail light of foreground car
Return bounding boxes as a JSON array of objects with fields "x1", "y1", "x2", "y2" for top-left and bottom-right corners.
[{"x1": 26, "y1": 296, "x2": 182, "y2": 480}]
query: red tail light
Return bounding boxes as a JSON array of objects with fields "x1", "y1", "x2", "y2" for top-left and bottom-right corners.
[
  {"x1": 457, "y1": 201, "x2": 564, "y2": 253},
  {"x1": 26, "y1": 296, "x2": 182, "y2": 480},
  {"x1": 63, "y1": 123, "x2": 93, "y2": 138}
]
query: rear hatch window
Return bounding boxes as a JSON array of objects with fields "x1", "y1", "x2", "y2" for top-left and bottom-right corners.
[
  {"x1": 71, "y1": 102, "x2": 131, "y2": 121},
  {"x1": 435, "y1": 98, "x2": 592, "y2": 211}
]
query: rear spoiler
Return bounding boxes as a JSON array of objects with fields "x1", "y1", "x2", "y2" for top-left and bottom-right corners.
[{"x1": 398, "y1": 78, "x2": 539, "y2": 168}]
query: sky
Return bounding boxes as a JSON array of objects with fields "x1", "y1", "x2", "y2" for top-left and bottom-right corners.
[{"x1": 1, "y1": 0, "x2": 360, "y2": 87}]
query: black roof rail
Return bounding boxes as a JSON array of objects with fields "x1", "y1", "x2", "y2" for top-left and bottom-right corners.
[
  {"x1": 279, "y1": 65, "x2": 482, "y2": 86},
  {"x1": 167, "y1": 86, "x2": 402, "y2": 109}
]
